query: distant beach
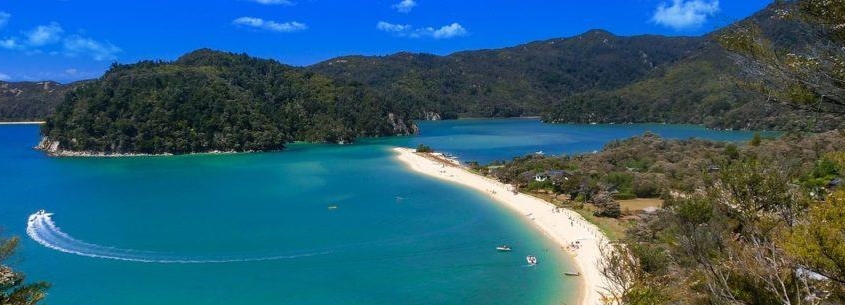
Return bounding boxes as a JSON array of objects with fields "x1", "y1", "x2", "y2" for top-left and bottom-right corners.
[
  {"x1": 393, "y1": 147, "x2": 609, "y2": 305},
  {"x1": 0, "y1": 121, "x2": 44, "y2": 125}
]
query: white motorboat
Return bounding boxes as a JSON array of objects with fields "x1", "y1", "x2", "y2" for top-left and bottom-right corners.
[
  {"x1": 496, "y1": 245, "x2": 512, "y2": 252},
  {"x1": 28, "y1": 210, "x2": 52, "y2": 224}
]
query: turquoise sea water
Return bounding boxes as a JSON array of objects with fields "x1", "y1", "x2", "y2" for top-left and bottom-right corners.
[{"x1": 0, "y1": 119, "x2": 762, "y2": 305}]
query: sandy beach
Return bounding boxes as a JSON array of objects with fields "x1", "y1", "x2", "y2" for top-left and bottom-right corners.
[
  {"x1": 0, "y1": 121, "x2": 45, "y2": 125},
  {"x1": 393, "y1": 147, "x2": 609, "y2": 305}
]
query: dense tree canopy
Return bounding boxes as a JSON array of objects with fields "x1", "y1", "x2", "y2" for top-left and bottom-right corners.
[{"x1": 41, "y1": 49, "x2": 416, "y2": 155}]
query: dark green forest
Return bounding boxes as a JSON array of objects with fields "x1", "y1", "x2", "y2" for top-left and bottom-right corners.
[{"x1": 40, "y1": 49, "x2": 416, "y2": 154}]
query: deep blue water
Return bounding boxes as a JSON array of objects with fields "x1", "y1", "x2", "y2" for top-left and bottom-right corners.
[{"x1": 0, "y1": 119, "x2": 763, "y2": 305}]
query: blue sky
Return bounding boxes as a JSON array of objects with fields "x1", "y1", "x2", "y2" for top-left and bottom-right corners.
[{"x1": 0, "y1": 0, "x2": 772, "y2": 83}]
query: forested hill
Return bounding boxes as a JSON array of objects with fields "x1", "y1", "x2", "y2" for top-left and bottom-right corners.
[
  {"x1": 39, "y1": 49, "x2": 417, "y2": 155},
  {"x1": 310, "y1": 30, "x2": 705, "y2": 119}
]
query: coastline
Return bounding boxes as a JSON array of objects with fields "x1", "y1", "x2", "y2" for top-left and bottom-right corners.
[
  {"x1": 0, "y1": 121, "x2": 45, "y2": 125},
  {"x1": 33, "y1": 136, "x2": 266, "y2": 157},
  {"x1": 34, "y1": 149, "x2": 257, "y2": 158},
  {"x1": 392, "y1": 147, "x2": 609, "y2": 305}
]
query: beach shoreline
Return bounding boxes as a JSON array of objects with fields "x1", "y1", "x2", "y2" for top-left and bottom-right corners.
[
  {"x1": 0, "y1": 121, "x2": 45, "y2": 125},
  {"x1": 392, "y1": 147, "x2": 608, "y2": 305}
]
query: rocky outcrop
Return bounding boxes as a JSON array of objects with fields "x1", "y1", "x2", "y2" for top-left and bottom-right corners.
[
  {"x1": 387, "y1": 112, "x2": 419, "y2": 135},
  {"x1": 35, "y1": 137, "x2": 61, "y2": 154},
  {"x1": 35, "y1": 137, "x2": 171, "y2": 157},
  {"x1": 422, "y1": 112, "x2": 442, "y2": 121}
]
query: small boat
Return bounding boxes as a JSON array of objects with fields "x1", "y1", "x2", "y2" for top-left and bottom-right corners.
[
  {"x1": 28, "y1": 210, "x2": 52, "y2": 224},
  {"x1": 526, "y1": 255, "x2": 538, "y2": 265},
  {"x1": 564, "y1": 271, "x2": 581, "y2": 276},
  {"x1": 327, "y1": 205, "x2": 338, "y2": 210},
  {"x1": 534, "y1": 150, "x2": 544, "y2": 155},
  {"x1": 496, "y1": 245, "x2": 512, "y2": 252}
]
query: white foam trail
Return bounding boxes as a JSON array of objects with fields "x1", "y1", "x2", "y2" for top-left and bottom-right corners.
[{"x1": 26, "y1": 212, "x2": 330, "y2": 264}]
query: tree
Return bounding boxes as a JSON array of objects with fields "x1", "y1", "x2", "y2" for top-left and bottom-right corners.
[
  {"x1": 751, "y1": 132, "x2": 763, "y2": 146},
  {"x1": 783, "y1": 190, "x2": 845, "y2": 298},
  {"x1": 0, "y1": 235, "x2": 49, "y2": 305},
  {"x1": 593, "y1": 191, "x2": 621, "y2": 218},
  {"x1": 784, "y1": 152, "x2": 845, "y2": 297},
  {"x1": 415, "y1": 144, "x2": 434, "y2": 153},
  {"x1": 598, "y1": 243, "x2": 669, "y2": 305},
  {"x1": 719, "y1": 0, "x2": 845, "y2": 115}
]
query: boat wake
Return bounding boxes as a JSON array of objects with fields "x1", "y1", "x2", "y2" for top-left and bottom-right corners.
[{"x1": 25, "y1": 211, "x2": 331, "y2": 264}]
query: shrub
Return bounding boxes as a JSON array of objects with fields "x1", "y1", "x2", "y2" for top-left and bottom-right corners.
[{"x1": 416, "y1": 144, "x2": 434, "y2": 153}]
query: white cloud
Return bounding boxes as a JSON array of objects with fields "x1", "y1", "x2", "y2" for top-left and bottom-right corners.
[
  {"x1": 63, "y1": 35, "x2": 122, "y2": 61},
  {"x1": 377, "y1": 21, "x2": 411, "y2": 32},
  {"x1": 392, "y1": 0, "x2": 417, "y2": 13},
  {"x1": 431, "y1": 23, "x2": 467, "y2": 39},
  {"x1": 0, "y1": 72, "x2": 10, "y2": 81},
  {"x1": 247, "y1": 0, "x2": 293, "y2": 5},
  {"x1": 0, "y1": 38, "x2": 19, "y2": 49},
  {"x1": 25, "y1": 22, "x2": 64, "y2": 46},
  {"x1": 652, "y1": 0, "x2": 720, "y2": 30},
  {"x1": 377, "y1": 21, "x2": 467, "y2": 39},
  {"x1": 233, "y1": 17, "x2": 307, "y2": 32},
  {"x1": 0, "y1": 12, "x2": 10, "y2": 29},
  {"x1": 2, "y1": 22, "x2": 121, "y2": 61}
]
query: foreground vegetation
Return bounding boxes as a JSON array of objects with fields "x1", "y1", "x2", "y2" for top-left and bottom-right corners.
[
  {"x1": 40, "y1": 50, "x2": 416, "y2": 154},
  {"x1": 595, "y1": 143, "x2": 845, "y2": 304},
  {"x1": 0, "y1": 234, "x2": 49, "y2": 305}
]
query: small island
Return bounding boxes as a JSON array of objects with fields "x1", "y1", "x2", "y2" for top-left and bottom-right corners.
[{"x1": 37, "y1": 49, "x2": 418, "y2": 156}]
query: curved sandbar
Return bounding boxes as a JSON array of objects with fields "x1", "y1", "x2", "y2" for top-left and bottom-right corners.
[{"x1": 393, "y1": 147, "x2": 609, "y2": 305}]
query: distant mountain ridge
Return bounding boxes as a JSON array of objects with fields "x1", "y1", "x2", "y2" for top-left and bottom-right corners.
[
  {"x1": 311, "y1": 29, "x2": 705, "y2": 119},
  {"x1": 0, "y1": 80, "x2": 85, "y2": 122},
  {"x1": 309, "y1": 3, "x2": 834, "y2": 131},
  {"x1": 543, "y1": 1, "x2": 839, "y2": 131},
  {"x1": 9, "y1": 2, "x2": 838, "y2": 132}
]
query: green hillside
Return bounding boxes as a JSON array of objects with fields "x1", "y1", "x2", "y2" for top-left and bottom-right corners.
[{"x1": 40, "y1": 49, "x2": 416, "y2": 155}]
